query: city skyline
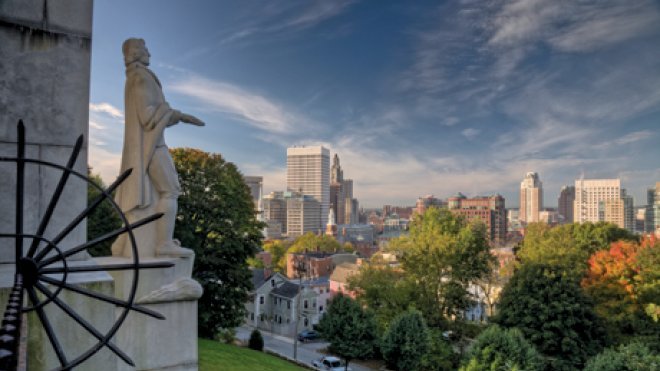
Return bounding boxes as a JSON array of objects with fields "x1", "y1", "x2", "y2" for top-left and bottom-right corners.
[{"x1": 88, "y1": 0, "x2": 660, "y2": 207}]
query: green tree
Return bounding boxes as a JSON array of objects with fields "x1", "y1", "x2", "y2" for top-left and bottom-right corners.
[
  {"x1": 492, "y1": 263, "x2": 606, "y2": 370},
  {"x1": 348, "y1": 264, "x2": 416, "y2": 331},
  {"x1": 317, "y1": 294, "x2": 379, "y2": 371},
  {"x1": 388, "y1": 208, "x2": 494, "y2": 326},
  {"x1": 288, "y1": 232, "x2": 342, "y2": 254},
  {"x1": 171, "y1": 148, "x2": 264, "y2": 338},
  {"x1": 518, "y1": 222, "x2": 637, "y2": 277},
  {"x1": 584, "y1": 342, "x2": 660, "y2": 371},
  {"x1": 381, "y1": 310, "x2": 430, "y2": 371},
  {"x1": 86, "y1": 171, "x2": 121, "y2": 257},
  {"x1": 262, "y1": 239, "x2": 292, "y2": 273},
  {"x1": 419, "y1": 329, "x2": 457, "y2": 371},
  {"x1": 460, "y1": 325, "x2": 543, "y2": 371}
]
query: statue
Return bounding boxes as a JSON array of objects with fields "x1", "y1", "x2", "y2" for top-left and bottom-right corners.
[{"x1": 113, "y1": 38, "x2": 204, "y2": 257}]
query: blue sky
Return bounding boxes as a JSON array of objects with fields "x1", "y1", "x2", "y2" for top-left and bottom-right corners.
[{"x1": 89, "y1": 0, "x2": 660, "y2": 208}]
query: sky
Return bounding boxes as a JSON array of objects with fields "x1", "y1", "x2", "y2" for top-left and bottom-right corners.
[{"x1": 89, "y1": 0, "x2": 660, "y2": 208}]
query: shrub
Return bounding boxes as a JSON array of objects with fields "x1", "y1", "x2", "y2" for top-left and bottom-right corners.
[
  {"x1": 248, "y1": 329, "x2": 264, "y2": 351},
  {"x1": 381, "y1": 309, "x2": 430, "y2": 371}
]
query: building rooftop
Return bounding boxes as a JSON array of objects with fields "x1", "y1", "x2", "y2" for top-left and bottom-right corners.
[
  {"x1": 272, "y1": 281, "x2": 300, "y2": 299},
  {"x1": 329, "y1": 262, "x2": 360, "y2": 284}
]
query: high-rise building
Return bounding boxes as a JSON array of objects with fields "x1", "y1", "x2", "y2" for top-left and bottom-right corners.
[
  {"x1": 645, "y1": 182, "x2": 660, "y2": 234},
  {"x1": 263, "y1": 191, "x2": 287, "y2": 234},
  {"x1": 244, "y1": 176, "x2": 263, "y2": 220},
  {"x1": 558, "y1": 185, "x2": 575, "y2": 224},
  {"x1": 574, "y1": 178, "x2": 633, "y2": 231},
  {"x1": 287, "y1": 146, "x2": 330, "y2": 229},
  {"x1": 519, "y1": 172, "x2": 543, "y2": 224},
  {"x1": 447, "y1": 193, "x2": 506, "y2": 244},
  {"x1": 286, "y1": 193, "x2": 322, "y2": 237},
  {"x1": 330, "y1": 154, "x2": 345, "y2": 225}
]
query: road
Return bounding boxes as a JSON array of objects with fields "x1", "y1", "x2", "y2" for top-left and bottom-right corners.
[{"x1": 236, "y1": 326, "x2": 374, "y2": 371}]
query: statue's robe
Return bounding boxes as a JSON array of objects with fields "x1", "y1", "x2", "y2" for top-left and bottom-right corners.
[{"x1": 115, "y1": 63, "x2": 176, "y2": 212}]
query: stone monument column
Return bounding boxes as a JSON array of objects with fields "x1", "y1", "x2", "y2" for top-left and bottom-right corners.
[{"x1": 0, "y1": 1, "x2": 117, "y2": 370}]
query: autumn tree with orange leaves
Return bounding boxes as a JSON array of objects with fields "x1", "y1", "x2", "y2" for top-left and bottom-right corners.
[{"x1": 582, "y1": 235, "x2": 660, "y2": 348}]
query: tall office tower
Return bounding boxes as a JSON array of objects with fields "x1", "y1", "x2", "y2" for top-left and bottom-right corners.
[
  {"x1": 345, "y1": 198, "x2": 359, "y2": 225},
  {"x1": 331, "y1": 154, "x2": 343, "y2": 183},
  {"x1": 263, "y1": 191, "x2": 287, "y2": 234},
  {"x1": 447, "y1": 193, "x2": 507, "y2": 245},
  {"x1": 244, "y1": 176, "x2": 263, "y2": 220},
  {"x1": 330, "y1": 154, "x2": 346, "y2": 225},
  {"x1": 286, "y1": 193, "x2": 322, "y2": 237},
  {"x1": 646, "y1": 182, "x2": 660, "y2": 234},
  {"x1": 519, "y1": 172, "x2": 543, "y2": 223},
  {"x1": 558, "y1": 186, "x2": 575, "y2": 224},
  {"x1": 574, "y1": 178, "x2": 625, "y2": 227},
  {"x1": 622, "y1": 191, "x2": 634, "y2": 233},
  {"x1": 287, "y1": 146, "x2": 330, "y2": 229}
]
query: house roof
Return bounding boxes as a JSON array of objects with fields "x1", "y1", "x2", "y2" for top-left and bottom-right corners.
[
  {"x1": 250, "y1": 268, "x2": 266, "y2": 289},
  {"x1": 301, "y1": 276, "x2": 330, "y2": 286},
  {"x1": 272, "y1": 281, "x2": 300, "y2": 299},
  {"x1": 329, "y1": 262, "x2": 359, "y2": 284}
]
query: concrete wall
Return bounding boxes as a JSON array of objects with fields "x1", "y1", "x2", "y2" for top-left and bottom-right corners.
[{"x1": 0, "y1": 0, "x2": 93, "y2": 263}]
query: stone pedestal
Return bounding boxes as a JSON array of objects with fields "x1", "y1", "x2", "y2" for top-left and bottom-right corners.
[
  {"x1": 95, "y1": 254, "x2": 203, "y2": 371},
  {"x1": 0, "y1": 262, "x2": 118, "y2": 371}
]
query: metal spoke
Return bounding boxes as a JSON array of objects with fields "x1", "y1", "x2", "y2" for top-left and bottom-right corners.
[
  {"x1": 34, "y1": 283, "x2": 135, "y2": 366},
  {"x1": 38, "y1": 212, "x2": 163, "y2": 267},
  {"x1": 33, "y1": 168, "x2": 133, "y2": 262},
  {"x1": 38, "y1": 276, "x2": 165, "y2": 320},
  {"x1": 26, "y1": 286, "x2": 68, "y2": 367},
  {"x1": 26, "y1": 135, "x2": 83, "y2": 258},
  {"x1": 15, "y1": 120, "x2": 25, "y2": 262},
  {"x1": 40, "y1": 261, "x2": 174, "y2": 274}
]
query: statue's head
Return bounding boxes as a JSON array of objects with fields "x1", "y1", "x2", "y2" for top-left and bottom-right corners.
[{"x1": 122, "y1": 38, "x2": 150, "y2": 66}]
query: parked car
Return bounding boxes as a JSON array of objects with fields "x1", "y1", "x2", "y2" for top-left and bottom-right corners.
[
  {"x1": 312, "y1": 356, "x2": 350, "y2": 371},
  {"x1": 297, "y1": 329, "x2": 320, "y2": 342}
]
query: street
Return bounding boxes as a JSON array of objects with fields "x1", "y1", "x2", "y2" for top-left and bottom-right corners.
[{"x1": 236, "y1": 326, "x2": 375, "y2": 371}]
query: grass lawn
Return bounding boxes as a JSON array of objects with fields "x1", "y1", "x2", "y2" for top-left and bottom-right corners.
[{"x1": 198, "y1": 338, "x2": 307, "y2": 371}]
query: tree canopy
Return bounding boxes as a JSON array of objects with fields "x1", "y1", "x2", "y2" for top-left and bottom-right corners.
[
  {"x1": 493, "y1": 263, "x2": 607, "y2": 370},
  {"x1": 460, "y1": 325, "x2": 543, "y2": 371},
  {"x1": 86, "y1": 170, "x2": 121, "y2": 257},
  {"x1": 387, "y1": 207, "x2": 494, "y2": 326},
  {"x1": 317, "y1": 294, "x2": 379, "y2": 371},
  {"x1": 518, "y1": 222, "x2": 637, "y2": 277},
  {"x1": 584, "y1": 342, "x2": 660, "y2": 371},
  {"x1": 171, "y1": 148, "x2": 264, "y2": 338},
  {"x1": 381, "y1": 309, "x2": 430, "y2": 371}
]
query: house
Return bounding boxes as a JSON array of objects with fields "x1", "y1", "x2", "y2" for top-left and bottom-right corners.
[
  {"x1": 245, "y1": 268, "x2": 327, "y2": 337},
  {"x1": 329, "y1": 262, "x2": 360, "y2": 298}
]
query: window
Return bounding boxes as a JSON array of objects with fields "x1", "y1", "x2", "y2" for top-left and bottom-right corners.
[
  {"x1": 304, "y1": 318, "x2": 309, "y2": 327},
  {"x1": 278, "y1": 317, "x2": 282, "y2": 324},
  {"x1": 287, "y1": 300, "x2": 291, "y2": 309},
  {"x1": 304, "y1": 300, "x2": 308, "y2": 309},
  {"x1": 250, "y1": 313, "x2": 254, "y2": 321},
  {"x1": 259, "y1": 296, "x2": 264, "y2": 305},
  {"x1": 260, "y1": 314, "x2": 264, "y2": 322},
  {"x1": 271, "y1": 279, "x2": 275, "y2": 287},
  {"x1": 319, "y1": 306, "x2": 324, "y2": 312}
]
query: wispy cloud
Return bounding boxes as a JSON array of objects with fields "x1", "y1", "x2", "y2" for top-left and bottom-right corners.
[
  {"x1": 219, "y1": 0, "x2": 357, "y2": 45},
  {"x1": 170, "y1": 75, "x2": 319, "y2": 134},
  {"x1": 461, "y1": 128, "x2": 480, "y2": 140},
  {"x1": 89, "y1": 102, "x2": 124, "y2": 119}
]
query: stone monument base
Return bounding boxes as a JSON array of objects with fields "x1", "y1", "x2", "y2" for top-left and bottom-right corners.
[
  {"x1": 0, "y1": 262, "x2": 118, "y2": 371},
  {"x1": 95, "y1": 253, "x2": 202, "y2": 371}
]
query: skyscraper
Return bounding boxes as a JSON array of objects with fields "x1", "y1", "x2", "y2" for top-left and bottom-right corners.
[
  {"x1": 244, "y1": 175, "x2": 263, "y2": 220},
  {"x1": 646, "y1": 182, "x2": 660, "y2": 234},
  {"x1": 330, "y1": 154, "x2": 345, "y2": 225},
  {"x1": 558, "y1": 186, "x2": 575, "y2": 224},
  {"x1": 519, "y1": 172, "x2": 543, "y2": 224},
  {"x1": 574, "y1": 178, "x2": 633, "y2": 231},
  {"x1": 287, "y1": 146, "x2": 330, "y2": 229}
]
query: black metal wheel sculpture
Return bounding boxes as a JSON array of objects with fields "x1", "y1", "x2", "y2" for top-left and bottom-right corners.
[{"x1": 0, "y1": 121, "x2": 173, "y2": 370}]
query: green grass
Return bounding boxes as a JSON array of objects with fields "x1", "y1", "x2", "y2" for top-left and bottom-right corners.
[{"x1": 199, "y1": 338, "x2": 307, "y2": 371}]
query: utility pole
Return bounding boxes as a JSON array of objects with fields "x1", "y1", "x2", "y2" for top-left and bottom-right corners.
[{"x1": 292, "y1": 255, "x2": 307, "y2": 360}]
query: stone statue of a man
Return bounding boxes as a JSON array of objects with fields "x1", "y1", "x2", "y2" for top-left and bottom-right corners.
[{"x1": 113, "y1": 38, "x2": 204, "y2": 257}]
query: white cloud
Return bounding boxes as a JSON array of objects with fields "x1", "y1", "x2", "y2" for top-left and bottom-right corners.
[
  {"x1": 89, "y1": 102, "x2": 124, "y2": 119},
  {"x1": 88, "y1": 143, "x2": 121, "y2": 184},
  {"x1": 461, "y1": 128, "x2": 480, "y2": 139},
  {"x1": 170, "y1": 75, "x2": 317, "y2": 134}
]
